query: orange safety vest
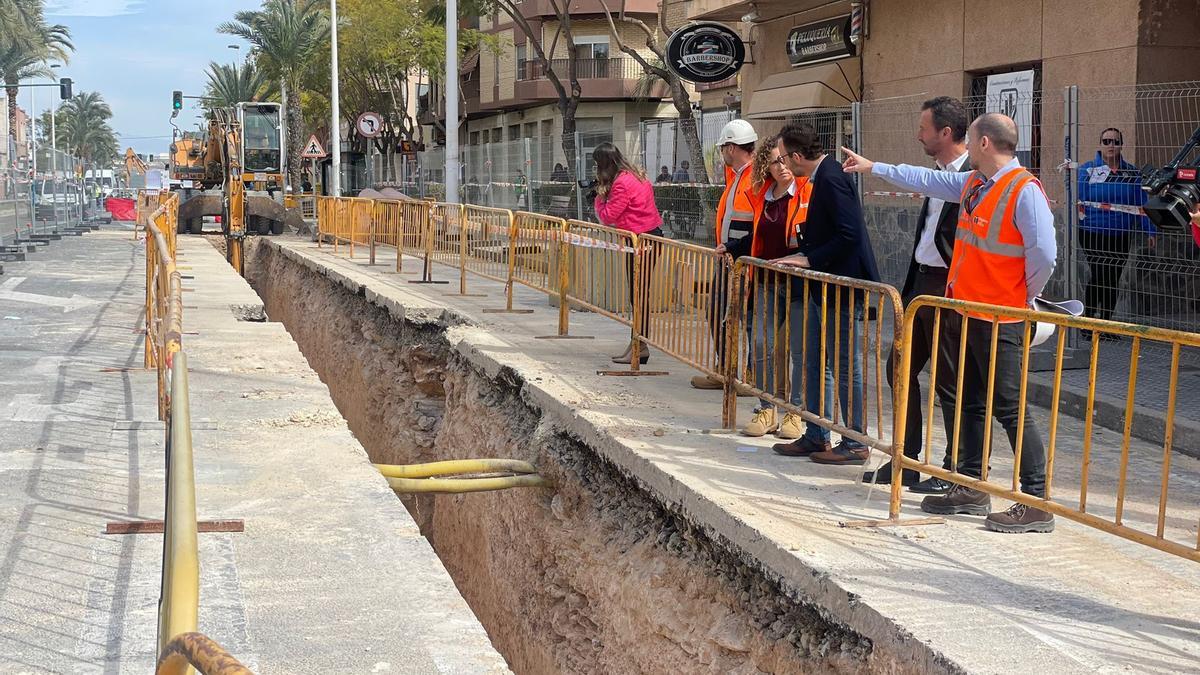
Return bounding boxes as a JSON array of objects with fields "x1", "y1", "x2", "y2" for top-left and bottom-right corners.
[
  {"x1": 715, "y1": 163, "x2": 758, "y2": 243},
  {"x1": 946, "y1": 168, "x2": 1040, "y2": 319},
  {"x1": 747, "y1": 177, "x2": 812, "y2": 257}
]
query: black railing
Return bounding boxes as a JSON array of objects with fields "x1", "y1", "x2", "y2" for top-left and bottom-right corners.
[{"x1": 515, "y1": 58, "x2": 641, "y2": 82}]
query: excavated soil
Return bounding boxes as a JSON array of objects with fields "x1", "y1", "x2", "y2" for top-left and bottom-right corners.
[{"x1": 242, "y1": 239, "x2": 890, "y2": 675}]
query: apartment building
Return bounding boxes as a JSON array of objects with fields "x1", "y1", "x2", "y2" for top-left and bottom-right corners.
[{"x1": 424, "y1": 0, "x2": 692, "y2": 181}]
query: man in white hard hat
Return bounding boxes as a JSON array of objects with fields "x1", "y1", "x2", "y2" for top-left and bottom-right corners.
[{"x1": 693, "y1": 119, "x2": 760, "y2": 391}]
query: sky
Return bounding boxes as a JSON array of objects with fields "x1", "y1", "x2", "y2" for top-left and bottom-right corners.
[{"x1": 43, "y1": 0, "x2": 264, "y2": 155}]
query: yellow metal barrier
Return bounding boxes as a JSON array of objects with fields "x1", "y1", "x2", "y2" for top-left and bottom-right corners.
[
  {"x1": 142, "y1": 194, "x2": 255, "y2": 671},
  {"x1": 144, "y1": 193, "x2": 183, "y2": 420},
  {"x1": 628, "y1": 234, "x2": 733, "y2": 388},
  {"x1": 887, "y1": 297, "x2": 1200, "y2": 563},
  {"x1": 727, "y1": 258, "x2": 903, "y2": 451},
  {"x1": 157, "y1": 632, "x2": 253, "y2": 675},
  {"x1": 459, "y1": 204, "x2": 514, "y2": 297},
  {"x1": 157, "y1": 353, "x2": 200, "y2": 666},
  {"x1": 563, "y1": 220, "x2": 638, "y2": 328}
]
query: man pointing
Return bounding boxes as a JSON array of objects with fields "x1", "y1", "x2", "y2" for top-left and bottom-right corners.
[{"x1": 841, "y1": 113, "x2": 1057, "y2": 534}]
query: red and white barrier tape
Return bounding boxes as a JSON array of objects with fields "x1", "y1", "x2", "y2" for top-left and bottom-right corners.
[
  {"x1": 562, "y1": 231, "x2": 635, "y2": 253},
  {"x1": 1078, "y1": 201, "x2": 1145, "y2": 216}
]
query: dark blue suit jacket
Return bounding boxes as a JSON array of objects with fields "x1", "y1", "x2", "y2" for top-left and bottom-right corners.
[{"x1": 800, "y1": 155, "x2": 880, "y2": 284}]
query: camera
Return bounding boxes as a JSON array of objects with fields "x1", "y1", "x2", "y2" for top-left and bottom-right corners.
[
  {"x1": 1141, "y1": 126, "x2": 1200, "y2": 231},
  {"x1": 577, "y1": 179, "x2": 596, "y2": 189}
]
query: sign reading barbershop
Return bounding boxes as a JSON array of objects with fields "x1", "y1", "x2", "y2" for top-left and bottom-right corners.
[
  {"x1": 665, "y1": 22, "x2": 746, "y2": 84},
  {"x1": 786, "y1": 15, "x2": 856, "y2": 67}
]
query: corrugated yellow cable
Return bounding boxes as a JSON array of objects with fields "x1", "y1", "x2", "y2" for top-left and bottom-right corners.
[
  {"x1": 374, "y1": 459, "x2": 537, "y2": 479},
  {"x1": 386, "y1": 474, "x2": 551, "y2": 494}
]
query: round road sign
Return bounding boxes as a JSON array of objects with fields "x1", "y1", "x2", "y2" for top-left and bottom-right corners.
[{"x1": 356, "y1": 112, "x2": 383, "y2": 138}]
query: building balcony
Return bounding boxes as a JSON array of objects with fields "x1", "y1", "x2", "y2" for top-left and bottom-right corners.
[{"x1": 511, "y1": 58, "x2": 669, "y2": 101}]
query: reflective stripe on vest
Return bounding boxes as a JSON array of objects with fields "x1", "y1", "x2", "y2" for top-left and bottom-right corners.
[
  {"x1": 946, "y1": 168, "x2": 1036, "y2": 316},
  {"x1": 716, "y1": 163, "x2": 756, "y2": 243}
]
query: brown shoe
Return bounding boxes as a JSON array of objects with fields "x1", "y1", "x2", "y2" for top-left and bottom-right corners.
[
  {"x1": 690, "y1": 374, "x2": 722, "y2": 389},
  {"x1": 690, "y1": 374, "x2": 753, "y2": 396},
  {"x1": 985, "y1": 502, "x2": 1056, "y2": 533},
  {"x1": 772, "y1": 436, "x2": 830, "y2": 457},
  {"x1": 810, "y1": 443, "x2": 870, "y2": 465},
  {"x1": 920, "y1": 483, "x2": 991, "y2": 516}
]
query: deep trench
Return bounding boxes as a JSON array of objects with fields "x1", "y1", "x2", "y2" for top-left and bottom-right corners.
[{"x1": 239, "y1": 238, "x2": 898, "y2": 675}]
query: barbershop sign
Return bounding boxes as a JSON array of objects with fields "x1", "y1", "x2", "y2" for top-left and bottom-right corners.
[{"x1": 787, "y1": 15, "x2": 856, "y2": 67}]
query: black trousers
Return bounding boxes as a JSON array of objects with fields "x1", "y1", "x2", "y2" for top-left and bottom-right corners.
[
  {"x1": 627, "y1": 227, "x2": 662, "y2": 337},
  {"x1": 888, "y1": 267, "x2": 956, "y2": 467},
  {"x1": 708, "y1": 227, "x2": 750, "y2": 367},
  {"x1": 934, "y1": 314, "x2": 1047, "y2": 497},
  {"x1": 1080, "y1": 229, "x2": 1132, "y2": 322}
]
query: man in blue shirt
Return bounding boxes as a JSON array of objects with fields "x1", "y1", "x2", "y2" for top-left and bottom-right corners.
[{"x1": 1077, "y1": 127, "x2": 1154, "y2": 336}]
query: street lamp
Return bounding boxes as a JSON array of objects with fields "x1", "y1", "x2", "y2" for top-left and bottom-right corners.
[
  {"x1": 330, "y1": 0, "x2": 341, "y2": 196},
  {"x1": 445, "y1": 0, "x2": 459, "y2": 204},
  {"x1": 49, "y1": 64, "x2": 60, "y2": 178}
]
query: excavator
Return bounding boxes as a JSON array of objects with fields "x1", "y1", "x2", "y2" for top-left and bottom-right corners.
[
  {"x1": 168, "y1": 101, "x2": 303, "y2": 274},
  {"x1": 124, "y1": 148, "x2": 148, "y2": 186}
]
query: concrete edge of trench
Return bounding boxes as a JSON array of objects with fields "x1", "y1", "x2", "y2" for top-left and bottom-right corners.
[{"x1": 263, "y1": 239, "x2": 960, "y2": 674}]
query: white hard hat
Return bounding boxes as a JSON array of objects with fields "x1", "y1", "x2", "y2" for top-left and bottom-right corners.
[
  {"x1": 1030, "y1": 298, "x2": 1084, "y2": 347},
  {"x1": 716, "y1": 119, "x2": 758, "y2": 147}
]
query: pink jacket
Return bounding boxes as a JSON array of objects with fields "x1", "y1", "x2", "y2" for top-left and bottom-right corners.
[{"x1": 593, "y1": 171, "x2": 662, "y2": 234}]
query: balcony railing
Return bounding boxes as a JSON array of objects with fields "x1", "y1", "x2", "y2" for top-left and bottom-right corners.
[{"x1": 515, "y1": 58, "x2": 642, "y2": 82}]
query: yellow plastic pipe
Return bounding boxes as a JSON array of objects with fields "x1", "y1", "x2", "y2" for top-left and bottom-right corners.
[
  {"x1": 374, "y1": 459, "x2": 537, "y2": 479},
  {"x1": 386, "y1": 474, "x2": 551, "y2": 494}
]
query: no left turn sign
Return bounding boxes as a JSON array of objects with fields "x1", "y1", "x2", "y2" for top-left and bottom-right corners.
[{"x1": 356, "y1": 112, "x2": 383, "y2": 138}]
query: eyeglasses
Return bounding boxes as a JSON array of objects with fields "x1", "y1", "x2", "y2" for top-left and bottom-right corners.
[
  {"x1": 771, "y1": 157, "x2": 785, "y2": 166},
  {"x1": 1101, "y1": 138, "x2": 1123, "y2": 146}
]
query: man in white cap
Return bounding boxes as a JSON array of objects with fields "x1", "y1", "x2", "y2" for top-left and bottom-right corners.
[{"x1": 693, "y1": 119, "x2": 759, "y2": 391}]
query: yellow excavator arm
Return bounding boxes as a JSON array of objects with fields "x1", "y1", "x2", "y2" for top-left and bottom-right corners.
[{"x1": 124, "y1": 148, "x2": 148, "y2": 186}]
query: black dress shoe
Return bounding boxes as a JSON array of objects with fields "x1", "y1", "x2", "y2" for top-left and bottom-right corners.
[
  {"x1": 909, "y1": 477, "x2": 953, "y2": 494},
  {"x1": 862, "y1": 461, "x2": 920, "y2": 486}
]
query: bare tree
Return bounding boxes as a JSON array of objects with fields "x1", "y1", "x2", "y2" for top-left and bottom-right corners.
[
  {"x1": 492, "y1": 0, "x2": 583, "y2": 178},
  {"x1": 598, "y1": 0, "x2": 710, "y2": 183}
]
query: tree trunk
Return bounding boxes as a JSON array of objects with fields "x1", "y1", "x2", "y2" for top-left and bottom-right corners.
[
  {"x1": 560, "y1": 101, "x2": 578, "y2": 182},
  {"x1": 284, "y1": 77, "x2": 303, "y2": 190},
  {"x1": 6, "y1": 83, "x2": 19, "y2": 160},
  {"x1": 666, "y1": 77, "x2": 709, "y2": 184}
]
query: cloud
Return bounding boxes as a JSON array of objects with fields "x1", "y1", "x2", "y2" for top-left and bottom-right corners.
[{"x1": 45, "y1": 0, "x2": 146, "y2": 17}]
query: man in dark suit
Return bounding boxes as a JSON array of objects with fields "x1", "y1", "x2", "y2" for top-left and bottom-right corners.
[
  {"x1": 769, "y1": 124, "x2": 881, "y2": 465},
  {"x1": 861, "y1": 96, "x2": 973, "y2": 494}
]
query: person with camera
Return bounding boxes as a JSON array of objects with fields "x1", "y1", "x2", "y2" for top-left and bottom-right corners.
[
  {"x1": 589, "y1": 142, "x2": 663, "y2": 365},
  {"x1": 1077, "y1": 127, "x2": 1154, "y2": 337}
]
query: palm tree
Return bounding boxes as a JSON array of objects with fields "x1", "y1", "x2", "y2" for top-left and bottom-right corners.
[
  {"x1": 57, "y1": 91, "x2": 118, "y2": 170},
  {"x1": 219, "y1": 0, "x2": 329, "y2": 188},
  {"x1": 0, "y1": 0, "x2": 41, "y2": 37},
  {"x1": 0, "y1": 12, "x2": 73, "y2": 153},
  {"x1": 202, "y1": 60, "x2": 279, "y2": 110}
]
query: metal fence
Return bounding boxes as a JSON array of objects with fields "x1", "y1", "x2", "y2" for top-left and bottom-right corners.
[
  {"x1": 857, "y1": 81, "x2": 1200, "y2": 340},
  {"x1": 396, "y1": 81, "x2": 1200, "y2": 338}
]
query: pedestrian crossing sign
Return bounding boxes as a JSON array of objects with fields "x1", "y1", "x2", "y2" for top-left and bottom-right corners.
[{"x1": 301, "y1": 135, "x2": 327, "y2": 159}]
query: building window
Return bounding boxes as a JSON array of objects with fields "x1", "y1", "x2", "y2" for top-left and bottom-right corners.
[
  {"x1": 968, "y1": 65, "x2": 1042, "y2": 172},
  {"x1": 516, "y1": 44, "x2": 528, "y2": 81},
  {"x1": 574, "y1": 36, "x2": 611, "y2": 77}
]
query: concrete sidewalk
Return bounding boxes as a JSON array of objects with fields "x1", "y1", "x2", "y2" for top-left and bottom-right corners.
[
  {"x1": 0, "y1": 228, "x2": 506, "y2": 672},
  {"x1": 277, "y1": 237, "x2": 1200, "y2": 674}
]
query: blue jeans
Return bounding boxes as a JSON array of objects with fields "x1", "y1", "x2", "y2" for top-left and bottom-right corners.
[
  {"x1": 746, "y1": 283, "x2": 790, "y2": 410},
  {"x1": 795, "y1": 294, "x2": 865, "y2": 447}
]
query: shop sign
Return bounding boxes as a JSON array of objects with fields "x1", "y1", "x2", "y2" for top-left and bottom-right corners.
[
  {"x1": 665, "y1": 23, "x2": 746, "y2": 84},
  {"x1": 787, "y1": 15, "x2": 856, "y2": 67}
]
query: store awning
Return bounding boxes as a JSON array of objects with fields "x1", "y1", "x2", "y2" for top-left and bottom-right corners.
[{"x1": 744, "y1": 59, "x2": 861, "y2": 119}]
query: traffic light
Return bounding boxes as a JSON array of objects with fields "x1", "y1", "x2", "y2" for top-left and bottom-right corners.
[
  {"x1": 59, "y1": 77, "x2": 72, "y2": 100},
  {"x1": 172, "y1": 90, "x2": 183, "y2": 110}
]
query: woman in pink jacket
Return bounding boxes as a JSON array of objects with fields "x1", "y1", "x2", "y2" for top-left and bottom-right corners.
[{"x1": 592, "y1": 142, "x2": 663, "y2": 365}]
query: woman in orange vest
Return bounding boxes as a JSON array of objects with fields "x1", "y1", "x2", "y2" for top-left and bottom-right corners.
[{"x1": 722, "y1": 136, "x2": 812, "y2": 438}]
